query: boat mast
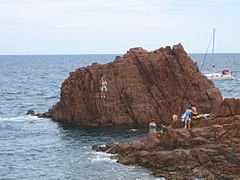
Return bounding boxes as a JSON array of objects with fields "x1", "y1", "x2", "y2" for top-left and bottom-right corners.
[
  {"x1": 201, "y1": 28, "x2": 215, "y2": 71},
  {"x1": 212, "y1": 28, "x2": 216, "y2": 74},
  {"x1": 212, "y1": 28, "x2": 215, "y2": 60}
]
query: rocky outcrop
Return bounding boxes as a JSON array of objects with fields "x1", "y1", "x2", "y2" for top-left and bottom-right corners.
[
  {"x1": 93, "y1": 115, "x2": 240, "y2": 179},
  {"x1": 26, "y1": 109, "x2": 35, "y2": 116},
  {"x1": 215, "y1": 98, "x2": 240, "y2": 117},
  {"x1": 26, "y1": 109, "x2": 47, "y2": 118},
  {"x1": 171, "y1": 98, "x2": 240, "y2": 129},
  {"x1": 44, "y1": 44, "x2": 223, "y2": 126}
]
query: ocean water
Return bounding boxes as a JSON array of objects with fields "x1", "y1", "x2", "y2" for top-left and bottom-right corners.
[
  {"x1": 0, "y1": 54, "x2": 239, "y2": 180},
  {"x1": 190, "y1": 53, "x2": 240, "y2": 99}
]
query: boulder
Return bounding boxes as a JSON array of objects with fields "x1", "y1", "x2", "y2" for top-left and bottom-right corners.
[{"x1": 26, "y1": 109, "x2": 35, "y2": 116}]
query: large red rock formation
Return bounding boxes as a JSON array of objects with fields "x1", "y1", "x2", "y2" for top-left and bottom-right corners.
[
  {"x1": 93, "y1": 115, "x2": 240, "y2": 179},
  {"x1": 45, "y1": 44, "x2": 223, "y2": 126}
]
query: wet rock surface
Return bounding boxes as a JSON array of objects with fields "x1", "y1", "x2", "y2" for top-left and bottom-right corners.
[
  {"x1": 93, "y1": 115, "x2": 240, "y2": 179},
  {"x1": 44, "y1": 44, "x2": 223, "y2": 126},
  {"x1": 26, "y1": 109, "x2": 35, "y2": 116}
]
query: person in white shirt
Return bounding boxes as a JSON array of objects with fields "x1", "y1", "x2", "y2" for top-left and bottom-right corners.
[{"x1": 149, "y1": 119, "x2": 157, "y2": 133}]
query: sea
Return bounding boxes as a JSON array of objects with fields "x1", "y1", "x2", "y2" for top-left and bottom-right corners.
[{"x1": 0, "y1": 53, "x2": 239, "y2": 180}]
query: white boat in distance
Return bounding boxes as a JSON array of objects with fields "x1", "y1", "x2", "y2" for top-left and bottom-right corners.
[
  {"x1": 205, "y1": 69, "x2": 235, "y2": 80},
  {"x1": 202, "y1": 29, "x2": 235, "y2": 80}
]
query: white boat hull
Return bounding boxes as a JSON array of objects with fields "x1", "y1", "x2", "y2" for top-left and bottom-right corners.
[{"x1": 205, "y1": 73, "x2": 235, "y2": 80}]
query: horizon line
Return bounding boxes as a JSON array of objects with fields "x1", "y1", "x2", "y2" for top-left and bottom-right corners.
[{"x1": 0, "y1": 52, "x2": 240, "y2": 56}]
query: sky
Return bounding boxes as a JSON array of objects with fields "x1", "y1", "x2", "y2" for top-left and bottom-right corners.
[{"x1": 0, "y1": 0, "x2": 240, "y2": 54}]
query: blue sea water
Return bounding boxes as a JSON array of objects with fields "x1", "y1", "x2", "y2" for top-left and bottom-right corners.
[{"x1": 0, "y1": 54, "x2": 239, "y2": 180}]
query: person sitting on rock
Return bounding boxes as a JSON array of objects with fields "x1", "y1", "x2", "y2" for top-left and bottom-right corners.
[
  {"x1": 183, "y1": 107, "x2": 192, "y2": 129},
  {"x1": 100, "y1": 76, "x2": 108, "y2": 98},
  {"x1": 191, "y1": 106, "x2": 209, "y2": 119},
  {"x1": 191, "y1": 106, "x2": 199, "y2": 119},
  {"x1": 172, "y1": 114, "x2": 178, "y2": 121},
  {"x1": 159, "y1": 124, "x2": 166, "y2": 133},
  {"x1": 149, "y1": 119, "x2": 157, "y2": 133}
]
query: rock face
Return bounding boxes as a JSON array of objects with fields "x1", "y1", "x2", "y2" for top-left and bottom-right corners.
[
  {"x1": 215, "y1": 98, "x2": 240, "y2": 117},
  {"x1": 45, "y1": 44, "x2": 223, "y2": 126},
  {"x1": 171, "y1": 98, "x2": 240, "y2": 129},
  {"x1": 93, "y1": 115, "x2": 240, "y2": 179}
]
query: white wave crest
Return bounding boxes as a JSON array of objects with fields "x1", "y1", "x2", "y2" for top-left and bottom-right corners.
[
  {"x1": 0, "y1": 115, "x2": 44, "y2": 122},
  {"x1": 89, "y1": 151, "x2": 117, "y2": 162}
]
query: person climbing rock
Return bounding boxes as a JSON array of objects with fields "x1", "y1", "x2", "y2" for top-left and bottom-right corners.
[{"x1": 100, "y1": 76, "x2": 108, "y2": 98}]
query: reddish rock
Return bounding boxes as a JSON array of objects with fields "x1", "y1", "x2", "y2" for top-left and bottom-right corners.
[
  {"x1": 93, "y1": 116, "x2": 240, "y2": 179},
  {"x1": 215, "y1": 98, "x2": 240, "y2": 117},
  {"x1": 44, "y1": 44, "x2": 224, "y2": 126}
]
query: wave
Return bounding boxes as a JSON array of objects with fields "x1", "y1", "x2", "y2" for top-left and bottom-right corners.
[
  {"x1": 45, "y1": 95, "x2": 59, "y2": 100},
  {"x1": 89, "y1": 151, "x2": 117, "y2": 162},
  {"x1": 0, "y1": 115, "x2": 44, "y2": 122},
  {"x1": 4, "y1": 91, "x2": 21, "y2": 95}
]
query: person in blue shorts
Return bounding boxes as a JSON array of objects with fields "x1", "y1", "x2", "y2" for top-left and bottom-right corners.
[{"x1": 184, "y1": 107, "x2": 192, "y2": 129}]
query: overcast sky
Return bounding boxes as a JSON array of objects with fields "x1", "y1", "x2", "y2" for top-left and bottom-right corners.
[{"x1": 0, "y1": 0, "x2": 239, "y2": 54}]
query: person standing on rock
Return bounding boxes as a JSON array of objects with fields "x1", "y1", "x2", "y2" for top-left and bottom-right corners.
[
  {"x1": 184, "y1": 107, "x2": 192, "y2": 129},
  {"x1": 149, "y1": 119, "x2": 157, "y2": 133},
  {"x1": 100, "y1": 76, "x2": 108, "y2": 98}
]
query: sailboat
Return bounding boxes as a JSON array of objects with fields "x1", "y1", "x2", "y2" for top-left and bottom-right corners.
[{"x1": 203, "y1": 29, "x2": 234, "y2": 80}]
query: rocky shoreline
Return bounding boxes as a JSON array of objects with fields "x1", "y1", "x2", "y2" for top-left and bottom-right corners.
[{"x1": 93, "y1": 114, "x2": 240, "y2": 179}]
